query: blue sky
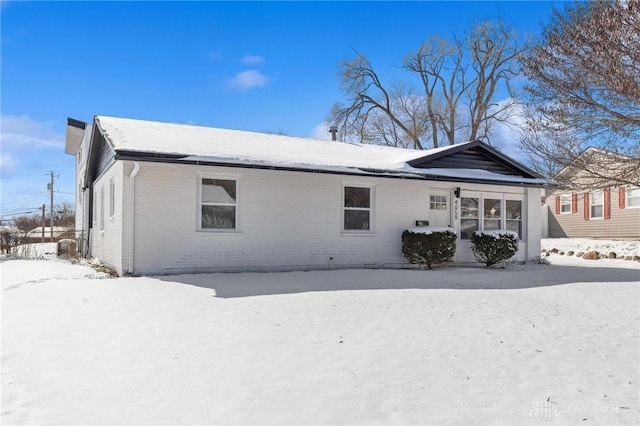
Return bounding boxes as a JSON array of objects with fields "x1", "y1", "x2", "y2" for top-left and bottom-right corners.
[{"x1": 1, "y1": 1, "x2": 560, "y2": 222}]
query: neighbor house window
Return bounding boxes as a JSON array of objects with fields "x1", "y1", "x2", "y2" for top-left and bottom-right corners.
[
  {"x1": 109, "y1": 178, "x2": 115, "y2": 218},
  {"x1": 506, "y1": 200, "x2": 523, "y2": 239},
  {"x1": 483, "y1": 198, "x2": 501, "y2": 231},
  {"x1": 590, "y1": 190, "x2": 604, "y2": 219},
  {"x1": 430, "y1": 195, "x2": 447, "y2": 210},
  {"x1": 560, "y1": 194, "x2": 571, "y2": 214},
  {"x1": 343, "y1": 186, "x2": 372, "y2": 231},
  {"x1": 460, "y1": 197, "x2": 479, "y2": 239},
  {"x1": 627, "y1": 187, "x2": 640, "y2": 208},
  {"x1": 100, "y1": 185, "x2": 105, "y2": 231},
  {"x1": 200, "y1": 177, "x2": 238, "y2": 230}
]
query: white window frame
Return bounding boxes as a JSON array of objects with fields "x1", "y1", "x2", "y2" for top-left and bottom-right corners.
[
  {"x1": 92, "y1": 187, "x2": 97, "y2": 226},
  {"x1": 99, "y1": 185, "x2": 105, "y2": 232},
  {"x1": 504, "y1": 197, "x2": 524, "y2": 240},
  {"x1": 197, "y1": 174, "x2": 240, "y2": 232},
  {"x1": 560, "y1": 194, "x2": 572, "y2": 214},
  {"x1": 482, "y1": 196, "x2": 502, "y2": 232},
  {"x1": 460, "y1": 192, "x2": 525, "y2": 240},
  {"x1": 460, "y1": 191, "x2": 481, "y2": 240},
  {"x1": 109, "y1": 178, "x2": 115, "y2": 218},
  {"x1": 627, "y1": 187, "x2": 640, "y2": 209},
  {"x1": 590, "y1": 190, "x2": 604, "y2": 219},
  {"x1": 342, "y1": 183, "x2": 375, "y2": 234},
  {"x1": 430, "y1": 194, "x2": 447, "y2": 211}
]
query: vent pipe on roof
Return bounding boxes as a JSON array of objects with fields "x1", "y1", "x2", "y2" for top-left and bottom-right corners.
[{"x1": 329, "y1": 124, "x2": 338, "y2": 141}]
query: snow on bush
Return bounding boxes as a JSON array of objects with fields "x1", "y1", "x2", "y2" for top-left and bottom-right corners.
[
  {"x1": 470, "y1": 230, "x2": 519, "y2": 267},
  {"x1": 401, "y1": 228, "x2": 457, "y2": 270},
  {"x1": 404, "y1": 226, "x2": 456, "y2": 235}
]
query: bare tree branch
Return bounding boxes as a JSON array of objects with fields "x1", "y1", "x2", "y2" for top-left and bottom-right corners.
[
  {"x1": 332, "y1": 18, "x2": 526, "y2": 150},
  {"x1": 519, "y1": 0, "x2": 640, "y2": 185}
]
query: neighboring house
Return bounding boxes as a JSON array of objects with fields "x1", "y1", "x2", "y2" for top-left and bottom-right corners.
[
  {"x1": 546, "y1": 149, "x2": 640, "y2": 238},
  {"x1": 25, "y1": 226, "x2": 75, "y2": 242},
  {"x1": 65, "y1": 115, "x2": 549, "y2": 276}
]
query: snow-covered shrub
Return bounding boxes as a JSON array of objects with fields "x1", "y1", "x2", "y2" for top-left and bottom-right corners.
[
  {"x1": 470, "y1": 230, "x2": 519, "y2": 267},
  {"x1": 401, "y1": 227, "x2": 457, "y2": 270}
]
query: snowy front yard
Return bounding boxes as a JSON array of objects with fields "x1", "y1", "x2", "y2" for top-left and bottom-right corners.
[{"x1": 2, "y1": 245, "x2": 639, "y2": 425}]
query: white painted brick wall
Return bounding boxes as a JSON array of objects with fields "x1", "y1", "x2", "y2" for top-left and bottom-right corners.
[
  {"x1": 94, "y1": 161, "x2": 541, "y2": 275},
  {"x1": 128, "y1": 163, "x2": 434, "y2": 275},
  {"x1": 89, "y1": 162, "x2": 125, "y2": 275}
]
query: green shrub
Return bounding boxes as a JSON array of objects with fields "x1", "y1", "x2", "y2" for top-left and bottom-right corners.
[
  {"x1": 401, "y1": 227, "x2": 457, "y2": 270},
  {"x1": 470, "y1": 231, "x2": 519, "y2": 267}
]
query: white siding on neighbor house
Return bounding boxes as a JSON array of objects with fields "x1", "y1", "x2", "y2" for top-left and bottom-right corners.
[
  {"x1": 121, "y1": 161, "x2": 541, "y2": 275},
  {"x1": 89, "y1": 161, "x2": 125, "y2": 275}
]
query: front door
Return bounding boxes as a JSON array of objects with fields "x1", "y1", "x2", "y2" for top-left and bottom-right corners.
[{"x1": 429, "y1": 191, "x2": 451, "y2": 227}]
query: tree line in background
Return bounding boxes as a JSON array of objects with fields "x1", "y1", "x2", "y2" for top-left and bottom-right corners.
[
  {"x1": 0, "y1": 201, "x2": 75, "y2": 254},
  {"x1": 330, "y1": 0, "x2": 639, "y2": 187}
]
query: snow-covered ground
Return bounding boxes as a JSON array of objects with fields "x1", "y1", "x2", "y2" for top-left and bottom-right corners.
[
  {"x1": 2, "y1": 242, "x2": 639, "y2": 425},
  {"x1": 542, "y1": 238, "x2": 640, "y2": 259}
]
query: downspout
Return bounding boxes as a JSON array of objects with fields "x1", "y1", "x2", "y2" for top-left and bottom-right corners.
[{"x1": 128, "y1": 162, "x2": 140, "y2": 274}]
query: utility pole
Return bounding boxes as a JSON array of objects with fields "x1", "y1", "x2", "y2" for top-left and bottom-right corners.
[
  {"x1": 48, "y1": 171, "x2": 54, "y2": 242},
  {"x1": 41, "y1": 204, "x2": 46, "y2": 243}
]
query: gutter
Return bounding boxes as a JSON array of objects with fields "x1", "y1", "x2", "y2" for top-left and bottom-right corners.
[{"x1": 128, "y1": 161, "x2": 140, "y2": 275}]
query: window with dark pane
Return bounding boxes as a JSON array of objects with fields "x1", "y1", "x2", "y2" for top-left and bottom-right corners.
[
  {"x1": 560, "y1": 195, "x2": 571, "y2": 213},
  {"x1": 344, "y1": 187, "x2": 370, "y2": 208},
  {"x1": 590, "y1": 190, "x2": 603, "y2": 219},
  {"x1": 460, "y1": 197, "x2": 479, "y2": 239},
  {"x1": 201, "y1": 178, "x2": 237, "y2": 229},
  {"x1": 505, "y1": 200, "x2": 522, "y2": 238},
  {"x1": 430, "y1": 195, "x2": 447, "y2": 210},
  {"x1": 483, "y1": 198, "x2": 501, "y2": 231},
  {"x1": 344, "y1": 186, "x2": 371, "y2": 231}
]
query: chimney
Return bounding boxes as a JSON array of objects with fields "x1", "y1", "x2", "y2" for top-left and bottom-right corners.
[{"x1": 329, "y1": 124, "x2": 338, "y2": 141}]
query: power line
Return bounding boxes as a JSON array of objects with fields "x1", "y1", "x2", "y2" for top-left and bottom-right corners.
[
  {"x1": 0, "y1": 207, "x2": 43, "y2": 215},
  {"x1": 0, "y1": 209, "x2": 42, "y2": 219},
  {"x1": 2, "y1": 193, "x2": 49, "y2": 206}
]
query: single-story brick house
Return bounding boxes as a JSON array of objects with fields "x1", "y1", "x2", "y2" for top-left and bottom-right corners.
[
  {"x1": 65, "y1": 115, "x2": 549, "y2": 276},
  {"x1": 546, "y1": 148, "x2": 640, "y2": 238}
]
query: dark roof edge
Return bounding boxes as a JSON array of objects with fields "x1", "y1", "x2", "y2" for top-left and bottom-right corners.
[
  {"x1": 67, "y1": 117, "x2": 87, "y2": 129},
  {"x1": 408, "y1": 140, "x2": 543, "y2": 180},
  {"x1": 407, "y1": 140, "x2": 482, "y2": 166},
  {"x1": 114, "y1": 151, "x2": 549, "y2": 188}
]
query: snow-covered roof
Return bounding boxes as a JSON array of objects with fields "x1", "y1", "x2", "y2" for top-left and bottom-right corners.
[
  {"x1": 96, "y1": 116, "x2": 461, "y2": 168},
  {"x1": 26, "y1": 226, "x2": 74, "y2": 238},
  {"x1": 94, "y1": 116, "x2": 548, "y2": 186}
]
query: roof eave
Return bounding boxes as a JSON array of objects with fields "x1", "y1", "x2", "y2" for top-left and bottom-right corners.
[
  {"x1": 407, "y1": 140, "x2": 544, "y2": 180},
  {"x1": 64, "y1": 117, "x2": 88, "y2": 155},
  {"x1": 113, "y1": 150, "x2": 550, "y2": 188}
]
